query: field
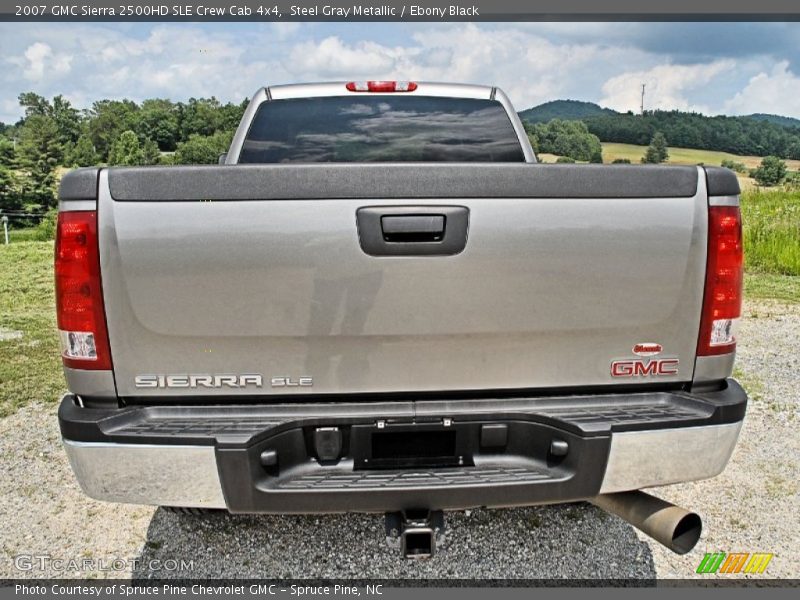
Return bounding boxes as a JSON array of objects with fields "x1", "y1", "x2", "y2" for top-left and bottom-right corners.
[
  {"x1": 0, "y1": 242, "x2": 63, "y2": 417},
  {"x1": 537, "y1": 143, "x2": 800, "y2": 191},
  {"x1": 539, "y1": 144, "x2": 800, "y2": 190},
  {"x1": 1, "y1": 227, "x2": 40, "y2": 243},
  {"x1": 741, "y1": 189, "x2": 800, "y2": 276},
  {"x1": 600, "y1": 143, "x2": 800, "y2": 171},
  {"x1": 745, "y1": 272, "x2": 800, "y2": 303}
]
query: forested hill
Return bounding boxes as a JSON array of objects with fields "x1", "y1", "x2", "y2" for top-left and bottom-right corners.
[
  {"x1": 581, "y1": 111, "x2": 800, "y2": 160},
  {"x1": 746, "y1": 113, "x2": 800, "y2": 129},
  {"x1": 518, "y1": 99, "x2": 617, "y2": 123},
  {"x1": 517, "y1": 98, "x2": 800, "y2": 160}
]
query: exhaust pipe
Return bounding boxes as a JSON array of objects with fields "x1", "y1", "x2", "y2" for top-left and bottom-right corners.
[{"x1": 592, "y1": 491, "x2": 702, "y2": 555}]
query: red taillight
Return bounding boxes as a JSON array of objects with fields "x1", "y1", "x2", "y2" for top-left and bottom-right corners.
[
  {"x1": 55, "y1": 211, "x2": 112, "y2": 370},
  {"x1": 345, "y1": 81, "x2": 418, "y2": 92},
  {"x1": 697, "y1": 205, "x2": 743, "y2": 356}
]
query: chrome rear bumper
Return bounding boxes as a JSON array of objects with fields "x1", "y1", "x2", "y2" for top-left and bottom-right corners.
[
  {"x1": 60, "y1": 382, "x2": 746, "y2": 511},
  {"x1": 63, "y1": 441, "x2": 226, "y2": 508},
  {"x1": 598, "y1": 421, "x2": 742, "y2": 493},
  {"x1": 64, "y1": 421, "x2": 742, "y2": 509}
]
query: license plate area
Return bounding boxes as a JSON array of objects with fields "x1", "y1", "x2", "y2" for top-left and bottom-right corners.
[{"x1": 352, "y1": 424, "x2": 473, "y2": 470}]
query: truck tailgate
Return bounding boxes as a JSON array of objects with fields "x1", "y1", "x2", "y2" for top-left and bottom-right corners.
[{"x1": 98, "y1": 164, "x2": 707, "y2": 399}]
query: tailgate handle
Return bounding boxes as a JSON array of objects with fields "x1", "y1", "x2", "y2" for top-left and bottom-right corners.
[
  {"x1": 381, "y1": 215, "x2": 445, "y2": 242},
  {"x1": 356, "y1": 206, "x2": 469, "y2": 257}
]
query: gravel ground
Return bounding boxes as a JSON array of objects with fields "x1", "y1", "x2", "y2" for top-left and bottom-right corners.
[
  {"x1": 640, "y1": 299, "x2": 800, "y2": 579},
  {"x1": 0, "y1": 402, "x2": 154, "y2": 579},
  {"x1": 132, "y1": 505, "x2": 654, "y2": 580},
  {"x1": 0, "y1": 299, "x2": 797, "y2": 580}
]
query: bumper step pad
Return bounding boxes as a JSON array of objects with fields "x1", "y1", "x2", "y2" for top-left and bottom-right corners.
[
  {"x1": 279, "y1": 464, "x2": 555, "y2": 490},
  {"x1": 61, "y1": 381, "x2": 747, "y2": 448}
]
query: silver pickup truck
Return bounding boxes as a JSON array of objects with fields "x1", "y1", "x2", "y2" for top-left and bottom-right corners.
[{"x1": 56, "y1": 81, "x2": 746, "y2": 557}]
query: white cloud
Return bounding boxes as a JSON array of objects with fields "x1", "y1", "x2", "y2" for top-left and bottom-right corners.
[
  {"x1": 5, "y1": 41, "x2": 73, "y2": 88},
  {"x1": 599, "y1": 61, "x2": 735, "y2": 114},
  {"x1": 724, "y1": 61, "x2": 800, "y2": 118},
  {"x1": 270, "y1": 22, "x2": 301, "y2": 41},
  {"x1": 23, "y1": 42, "x2": 52, "y2": 80},
  {"x1": 28, "y1": 26, "x2": 278, "y2": 104},
  {"x1": 288, "y1": 36, "x2": 410, "y2": 77},
  {"x1": 280, "y1": 24, "x2": 642, "y2": 109},
  {"x1": 0, "y1": 23, "x2": 798, "y2": 124}
]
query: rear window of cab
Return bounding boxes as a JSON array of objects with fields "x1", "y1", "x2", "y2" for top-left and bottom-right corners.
[{"x1": 239, "y1": 96, "x2": 526, "y2": 163}]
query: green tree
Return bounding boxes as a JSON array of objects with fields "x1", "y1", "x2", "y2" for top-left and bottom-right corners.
[
  {"x1": 217, "y1": 98, "x2": 249, "y2": 132},
  {"x1": 531, "y1": 119, "x2": 602, "y2": 162},
  {"x1": 157, "y1": 153, "x2": 176, "y2": 166},
  {"x1": 751, "y1": 156, "x2": 787, "y2": 186},
  {"x1": 642, "y1": 131, "x2": 669, "y2": 163},
  {"x1": 18, "y1": 92, "x2": 81, "y2": 147},
  {"x1": 175, "y1": 97, "x2": 247, "y2": 141},
  {"x1": 50, "y1": 95, "x2": 82, "y2": 147},
  {"x1": 66, "y1": 134, "x2": 99, "y2": 167},
  {"x1": 178, "y1": 97, "x2": 224, "y2": 138},
  {"x1": 87, "y1": 99, "x2": 140, "y2": 160},
  {"x1": 720, "y1": 159, "x2": 746, "y2": 174},
  {"x1": 141, "y1": 137, "x2": 161, "y2": 165},
  {"x1": 0, "y1": 165, "x2": 22, "y2": 212},
  {"x1": 18, "y1": 92, "x2": 50, "y2": 117},
  {"x1": 526, "y1": 132, "x2": 539, "y2": 154},
  {"x1": 137, "y1": 98, "x2": 179, "y2": 151},
  {"x1": 108, "y1": 130, "x2": 144, "y2": 166},
  {"x1": 173, "y1": 131, "x2": 233, "y2": 164},
  {"x1": 16, "y1": 114, "x2": 63, "y2": 207},
  {"x1": 589, "y1": 148, "x2": 603, "y2": 163},
  {"x1": 0, "y1": 137, "x2": 15, "y2": 166}
]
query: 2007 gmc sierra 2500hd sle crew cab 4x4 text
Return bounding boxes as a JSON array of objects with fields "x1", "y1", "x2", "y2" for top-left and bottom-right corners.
[{"x1": 55, "y1": 81, "x2": 746, "y2": 558}]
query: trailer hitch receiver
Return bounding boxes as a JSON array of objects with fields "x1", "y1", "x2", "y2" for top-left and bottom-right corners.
[{"x1": 385, "y1": 509, "x2": 445, "y2": 559}]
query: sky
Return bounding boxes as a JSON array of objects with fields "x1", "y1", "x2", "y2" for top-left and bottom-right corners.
[{"x1": 1, "y1": 21, "x2": 800, "y2": 124}]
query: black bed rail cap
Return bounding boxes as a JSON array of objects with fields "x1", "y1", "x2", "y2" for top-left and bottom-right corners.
[
  {"x1": 107, "y1": 163, "x2": 700, "y2": 201},
  {"x1": 59, "y1": 167, "x2": 100, "y2": 201},
  {"x1": 704, "y1": 166, "x2": 741, "y2": 197}
]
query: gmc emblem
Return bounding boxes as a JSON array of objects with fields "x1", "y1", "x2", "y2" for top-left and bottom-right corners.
[{"x1": 611, "y1": 358, "x2": 679, "y2": 377}]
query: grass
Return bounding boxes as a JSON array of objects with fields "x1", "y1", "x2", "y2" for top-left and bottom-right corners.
[
  {"x1": 0, "y1": 241, "x2": 65, "y2": 417},
  {"x1": 745, "y1": 273, "x2": 800, "y2": 303},
  {"x1": 3, "y1": 228, "x2": 40, "y2": 243},
  {"x1": 741, "y1": 189, "x2": 800, "y2": 276}
]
